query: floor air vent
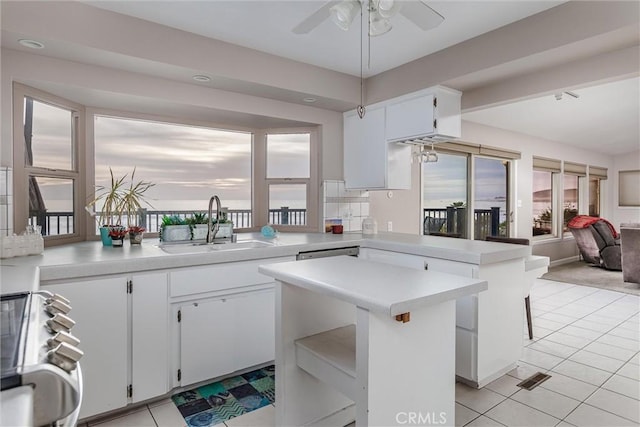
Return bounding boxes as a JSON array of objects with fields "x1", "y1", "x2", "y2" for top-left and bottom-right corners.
[{"x1": 517, "y1": 372, "x2": 551, "y2": 390}]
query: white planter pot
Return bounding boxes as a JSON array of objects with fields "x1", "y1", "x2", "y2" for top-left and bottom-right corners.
[
  {"x1": 192, "y1": 223, "x2": 233, "y2": 240},
  {"x1": 160, "y1": 225, "x2": 191, "y2": 242}
]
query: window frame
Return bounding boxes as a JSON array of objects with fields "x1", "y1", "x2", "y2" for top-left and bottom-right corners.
[
  {"x1": 420, "y1": 145, "x2": 515, "y2": 240},
  {"x1": 89, "y1": 109, "x2": 257, "y2": 236},
  {"x1": 12, "y1": 83, "x2": 86, "y2": 246},
  {"x1": 258, "y1": 128, "x2": 319, "y2": 232},
  {"x1": 532, "y1": 157, "x2": 561, "y2": 241},
  {"x1": 561, "y1": 162, "x2": 586, "y2": 237}
]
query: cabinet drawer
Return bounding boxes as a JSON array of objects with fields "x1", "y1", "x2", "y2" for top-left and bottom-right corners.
[{"x1": 170, "y1": 257, "x2": 293, "y2": 297}]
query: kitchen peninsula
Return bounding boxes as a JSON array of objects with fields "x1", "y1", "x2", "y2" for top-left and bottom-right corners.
[
  {"x1": 259, "y1": 256, "x2": 487, "y2": 426},
  {"x1": 0, "y1": 232, "x2": 545, "y2": 421}
]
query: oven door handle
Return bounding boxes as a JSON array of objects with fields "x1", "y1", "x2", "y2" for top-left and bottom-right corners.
[{"x1": 59, "y1": 363, "x2": 83, "y2": 427}]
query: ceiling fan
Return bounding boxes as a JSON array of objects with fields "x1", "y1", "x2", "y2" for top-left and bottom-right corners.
[{"x1": 292, "y1": 0, "x2": 444, "y2": 36}]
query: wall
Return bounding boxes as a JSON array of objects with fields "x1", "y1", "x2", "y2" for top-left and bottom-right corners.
[
  {"x1": 0, "y1": 48, "x2": 344, "y2": 180},
  {"x1": 369, "y1": 120, "x2": 620, "y2": 262},
  {"x1": 613, "y1": 150, "x2": 640, "y2": 227}
]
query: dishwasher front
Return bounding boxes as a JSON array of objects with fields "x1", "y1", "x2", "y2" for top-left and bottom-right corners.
[{"x1": 295, "y1": 246, "x2": 359, "y2": 260}]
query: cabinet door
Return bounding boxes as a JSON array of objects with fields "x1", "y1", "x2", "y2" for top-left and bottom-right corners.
[
  {"x1": 386, "y1": 94, "x2": 435, "y2": 142},
  {"x1": 234, "y1": 288, "x2": 275, "y2": 371},
  {"x1": 131, "y1": 272, "x2": 169, "y2": 403},
  {"x1": 44, "y1": 277, "x2": 128, "y2": 419},
  {"x1": 180, "y1": 298, "x2": 236, "y2": 386},
  {"x1": 344, "y1": 107, "x2": 386, "y2": 189}
]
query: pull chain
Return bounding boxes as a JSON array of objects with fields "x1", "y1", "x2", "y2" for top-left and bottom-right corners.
[{"x1": 356, "y1": 2, "x2": 366, "y2": 119}]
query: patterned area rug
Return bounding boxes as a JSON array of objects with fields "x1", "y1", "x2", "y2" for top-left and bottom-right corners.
[{"x1": 172, "y1": 365, "x2": 275, "y2": 427}]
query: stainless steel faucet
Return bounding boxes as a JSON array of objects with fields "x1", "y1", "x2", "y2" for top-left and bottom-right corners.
[{"x1": 207, "y1": 195, "x2": 222, "y2": 243}]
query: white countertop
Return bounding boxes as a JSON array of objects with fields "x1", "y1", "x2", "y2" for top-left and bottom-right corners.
[
  {"x1": 259, "y1": 256, "x2": 488, "y2": 317},
  {"x1": 0, "y1": 231, "x2": 531, "y2": 286},
  {"x1": 0, "y1": 265, "x2": 40, "y2": 294}
]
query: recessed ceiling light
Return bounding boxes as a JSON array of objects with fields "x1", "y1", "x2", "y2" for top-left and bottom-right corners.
[
  {"x1": 192, "y1": 75, "x2": 211, "y2": 82},
  {"x1": 18, "y1": 39, "x2": 45, "y2": 49},
  {"x1": 303, "y1": 97, "x2": 317, "y2": 103}
]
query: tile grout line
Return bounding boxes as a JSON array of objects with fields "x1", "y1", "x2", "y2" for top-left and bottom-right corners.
[
  {"x1": 532, "y1": 282, "x2": 639, "y2": 426},
  {"x1": 519, "y1": 281, "x2": 639, "y2": 425}
]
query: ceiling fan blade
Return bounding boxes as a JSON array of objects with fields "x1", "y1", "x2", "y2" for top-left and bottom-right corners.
[
  {"x1": 399, "y1": 1, "x2": 444, "y2": 31},
  {"x1": 292, "y1": 1, "x2": 341, "y2": 34}
]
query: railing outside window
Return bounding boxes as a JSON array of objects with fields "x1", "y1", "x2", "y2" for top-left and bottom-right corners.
[
  {"x1": 423, "y1": 207, "x2": 501, "y2": 240},
  {"x1": 31, "y1": 207, "x2": 307, "y2": 236}
]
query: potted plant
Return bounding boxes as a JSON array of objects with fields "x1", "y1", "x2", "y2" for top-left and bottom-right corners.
[
  {"x1": 87, "y1": 168, "x2": 126, "y2": 246},
  {"x1": 119, "y1": 168, "x2": 154, "y2": 244},
  {"x1": 186, "y1": 212, "x2": 209, "y2": 240},
  {"x1": 87, "y1": 168, "x2": 154, "y2": 246},
  {"x1": 159, "y1": 215, "x2": 191, "y2": 242},
  {"x1": 108, "y1": 226, "x2": 127, "y2": 247}
]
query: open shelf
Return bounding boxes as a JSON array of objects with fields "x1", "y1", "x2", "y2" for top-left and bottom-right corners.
[{"x1": 294, "y1": 324, "x2": 356, "y2": 400}]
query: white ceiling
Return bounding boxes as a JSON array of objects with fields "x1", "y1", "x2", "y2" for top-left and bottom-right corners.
[
  {"x1": 3, "y1": 1, "x2": 638, "y2": 155},
  {"x1": 84, "y1": 0, "x2": 564, "y2": 77},
  {"x1": 463, "y1": 77, "x2": 640, "y2": 155}
]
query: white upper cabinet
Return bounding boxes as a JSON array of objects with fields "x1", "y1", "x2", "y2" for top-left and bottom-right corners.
[
  {"x1": 386, "y1": 86, "x2": 462, "y2": 143},
  {"x1": 344, "y1": 106, "x2": 412, "y2": 190},
  {"x1": 343, "y1": 85, "x2": 461, "y2": 190}
]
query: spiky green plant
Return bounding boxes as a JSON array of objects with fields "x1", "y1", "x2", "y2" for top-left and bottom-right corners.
[
  {"x1": 87, "y1": 168, "x2": 127, "y2": 226},
  {"x1": 119, "y1": 167, "x2": 154, "y2": 227}
]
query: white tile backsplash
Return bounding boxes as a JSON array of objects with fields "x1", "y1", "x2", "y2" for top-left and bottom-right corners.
[{"x1": 322, "y1": 180, "x2": 370, "y2": 233}]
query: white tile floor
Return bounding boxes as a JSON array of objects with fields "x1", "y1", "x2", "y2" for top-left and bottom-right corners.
[{"x1": 84, "y1": 278, "x2": 639, "y2": 427}]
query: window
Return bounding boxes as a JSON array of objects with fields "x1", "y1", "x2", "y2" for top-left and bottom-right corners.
[
  {"x1": 532, "y1": 157, "x2": 561, "y2": 238},
  {"x1": 422, "y1": 153, "x2": 468, "y2": 238},
  {"x1": 94, "y1": 115, "x2": 253, "y2": 231},
  {"x1": 13, "y1": 84, "x2": 84, "y2": 244},
  {"x1": 588, "y1": 165, "x2": 607, "y2": 216},
  {"x1": 422, "y1": 142, "x2": 518, "y2": 240},
  {"x1": 474, "y1": 157, "x2": 509, "y2": 239},
  {"x1": 562, "y1": 162, "x2": 585, "y2": 233},
  {"x1": 264, "y1": 132, "x2": 314, "y2": 227},
  {"x1": 12, "y1": 84, "x2": 322, "y2": 242},
  {"x1": 589, "y1": 177, "x2": 601, "y2": 217},
  {"x1": 562, "y1": 174, "x2": 579, "y2": 232}
]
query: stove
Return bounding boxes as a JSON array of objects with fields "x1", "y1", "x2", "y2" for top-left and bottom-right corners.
[{"x1": 1, "y1": 291, "x2": 83, "y2": 426}]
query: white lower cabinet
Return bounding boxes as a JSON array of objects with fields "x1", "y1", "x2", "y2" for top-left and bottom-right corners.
[
  {"x1": 43, "y1": 256, "x2": 289, "y2": 419},
  {"x1": 179, "y1": 296, "x2": 237, "y2": 386},
  {"x1": 131, "y1": 272, "x2": 170, "y2": 403},
  {"x1": 44, "y1": 277, "x2": 129, "y2": 419},
  {"x1": 178, "y1": 289, "x2": 275, "y2": 387},
  {"x1": 43, "y1": 272, "x2": 170, "y2": 419},
  {"x1": 173, "y1": 257, "x2": 290, "y2": 388},
  {"x1": 234, "y1": 289, "x2": 275, "y2": 371}
]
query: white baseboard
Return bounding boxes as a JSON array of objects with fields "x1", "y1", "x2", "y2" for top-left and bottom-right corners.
[{"x1": 549, "y1": 255, "x2": 580, "y2": 268}]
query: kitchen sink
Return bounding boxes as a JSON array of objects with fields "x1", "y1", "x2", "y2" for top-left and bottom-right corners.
[{"x1": 158, "y1": 239, "x2": 275, "y2": 254}]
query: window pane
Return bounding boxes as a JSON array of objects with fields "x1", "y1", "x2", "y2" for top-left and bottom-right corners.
[
  {"x1": 25, "y1": 98, "x2": 74, "y2": 171},
  {"x1": 268, "y1": 184, "x2": 306, "y2": 225},
  {"x1": 474, "y1": 157, "x2": 508, "y2": 239},
  {"x1": 533, "y1": 170, "x2": 553, "y2": 236},
  {"x1": 266, "y1": 134, "x2": 310, "y2": 178},
  {"x1": 28, "y1": 176, "x2": 74, "y2": 236},
  {"x1": 422, "y1": 153, "x2": 468, "y2": 238},
  {"x1": 589, "y1": 177, "x2": 600, "y2": 217},
  {"x1": 94, "y1": 116, "x2": 252, "y2": 231},
  {"x1": 563, "y1": 175, "x2": 579, "y2": 231}
]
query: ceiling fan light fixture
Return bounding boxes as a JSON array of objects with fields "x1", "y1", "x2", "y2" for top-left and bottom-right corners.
[
  {"x1": 369, "y1": 12, "x2": 392, "y2": 36},
  {"x1": 330, "y1": 0, "x2": 360, "y2": 31},
  {"x1": 376, "y1": 0, "x2": 402, "y2": 19}
]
